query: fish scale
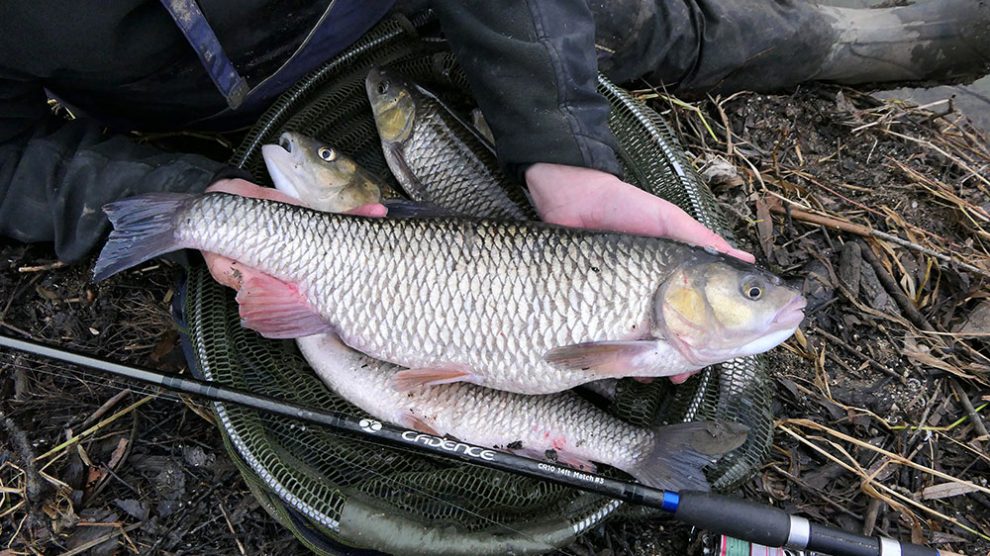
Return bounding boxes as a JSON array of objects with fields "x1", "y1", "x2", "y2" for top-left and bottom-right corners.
[
  {"x1": 167, "y1": 192, "x2": 712, "y2": 394},
  {"x1": 399, "y1": 104, "x2": 532, "y2": 220}
]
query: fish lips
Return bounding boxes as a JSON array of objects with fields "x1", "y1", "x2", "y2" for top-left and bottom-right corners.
[
  {"x1": 261, "y1": 143, "x2": 303, "y2": 199},
  {"x1": 771, "y1": 294, "x2": 808, "y2": 330}
]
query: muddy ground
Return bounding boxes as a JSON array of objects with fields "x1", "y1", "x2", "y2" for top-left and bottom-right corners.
[{"x1": 1, "y1": 84, "x2": 988, "y2": 555}]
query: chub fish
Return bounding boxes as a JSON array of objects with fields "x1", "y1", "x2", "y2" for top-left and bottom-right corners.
[
  {"x1": 297, "y1": 333, "x2": 747, "y2": 491},
  {"x1": 92, "y1": 191, "x2": 805, "y2": 395}
]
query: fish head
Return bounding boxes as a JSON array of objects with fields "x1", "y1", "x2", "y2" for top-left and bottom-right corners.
[
  {"x1": 655, "y1": 256, "x2": 806, "y2": 365},
  {"x1": 261, "y1": 131, "x2": 381, "y2": 213},
  {"x1": 365, "y1": 67, "x2": 416, "y2": 144}
]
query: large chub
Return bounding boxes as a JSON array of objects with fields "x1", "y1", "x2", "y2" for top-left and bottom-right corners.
[{"x1": 92, "y1": 193, "x2": 192, "y2": 282}]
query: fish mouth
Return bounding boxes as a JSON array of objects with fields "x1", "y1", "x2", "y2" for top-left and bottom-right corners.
[
  {"x1": 771, "y1": 295, "x2": 807, "y2": 329},
  {"x1": 261, "y1": 142, "x2": 302, "y2": 200},
  {"x1": 365, "y1": 66, "x2": 387, "y2": 97},
  {"x1": 276, "y1": 132, "x2": 298, "y2": 155}
]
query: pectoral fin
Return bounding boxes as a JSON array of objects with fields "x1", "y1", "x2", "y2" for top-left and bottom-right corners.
[
  {"x1": 235, "y1": 274, "x2": 333, "y2": 339},
  {"x1": 543, "y1": 340, "x2": 680, "y2": 376},
  {"x1": 390, "y1": 366, "x2": 477, "y2": 392}
]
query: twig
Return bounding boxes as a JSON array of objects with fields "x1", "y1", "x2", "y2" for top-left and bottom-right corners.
[
  {"x1": 219, "y1": 502, "x2": 247, "y2": 556},
  {"x1": 633, "y1": 91, "x2": 719, "y2": 141},
  {"x1": 33, "y1": 396, "x2": 153, "y2": 462},
  {"x1": 765, "y1": 197, "x2": 990, "y2": 279},
  {"x1": 767, "y1": 464, "x2": 863, "y2": 520},
  {"x1": 863, "y1": 498, "x2": 882, "y2": 536},
  {"x1": 811, "y1": 327, "x2": 908, "y2": 385},
  {"x1": 17, "y1": 261, "x2": 67, "y2": 273},
  {"x1": 949, "y1": 380, "x2": 989, "y2": 440},
  {"x1": 78, "y1": 389, "x2": 132, "y2": 430},
  {"x1": 54, "y1": 522, "x2": 142, "y2": 556},
  {"x1": 781, "y1": 419, "x2": 990, "y2": 495},
  {"x1": 835, "y1": 282, "x2": 913, "y2": 330},
  {"x1": 778, "y1": 422, "x2": 988, "y2": 543},
  {"x1": 882, "y1": 129, "x2": 990, "y2": 191},
  {"x1": 858, "y1": 242, "x2": 937, "y2": 333},
  {"x1": 0, "y1": 321, "x2": 42, "y2": 343}
]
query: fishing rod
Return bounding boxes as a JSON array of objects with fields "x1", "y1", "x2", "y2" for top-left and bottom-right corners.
[{"x1": 0, "y1": 334, "x2": 957, "y2": 556}]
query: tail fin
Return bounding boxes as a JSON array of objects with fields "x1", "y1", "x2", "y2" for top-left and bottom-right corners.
[
  {"x1": 626, "y1": 421, "x2": 749, "y2": 491},
  {"x1": 91, "y1": 193, "x2": 193, "y2": 282}
]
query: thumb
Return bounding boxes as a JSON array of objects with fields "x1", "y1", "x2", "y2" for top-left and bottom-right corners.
[
  {"x1": 661, "y1": 207, "x2": 755, "y2": 263},
  {"x1": 345, "y1": 203, "x2": 388, "y2": 218}
]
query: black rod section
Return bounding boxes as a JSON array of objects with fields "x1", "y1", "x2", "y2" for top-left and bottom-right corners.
[{"x1": 0, "y1": 334, "x2": 946, "y2": 556}]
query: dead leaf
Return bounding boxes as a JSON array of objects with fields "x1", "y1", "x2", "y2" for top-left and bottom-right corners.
[
  {"x1": 954, "y1": 300, "x2": 990, "y2": 337},
  {"x1": 921, "y1": 481, "x2": 982, "y2": 500}
]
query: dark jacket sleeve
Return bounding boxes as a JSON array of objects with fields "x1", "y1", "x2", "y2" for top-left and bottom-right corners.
[
  {"x1": 430, "y1": 0, "x2": 623, "y2": 182},
  {"x1": 0, "y1": 72, "x2": 249, "y2": 264}
]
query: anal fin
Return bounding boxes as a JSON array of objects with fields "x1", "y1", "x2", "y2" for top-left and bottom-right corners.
[
  {"x1": 400, "y1": 413, "x2": 442, "y2": 436},
  {"x1": 390, "y1": 367, "x2": 476, "y2": 392}
]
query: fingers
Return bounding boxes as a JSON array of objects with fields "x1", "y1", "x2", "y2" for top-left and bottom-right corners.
[
  {"x1": 206, "y1": 179, "x2": 310, "y2": 206},
  {"x1": 345, "y1": 203, "x2": 388, "y2": 218},
  {"x1": 204, "y1": 252, "x2": 245, "y2": 291},
  {"x1": 656, "y1": 200, "x2": 756, "y2": 263},
  {"x1": 207, "y1": 180, "x2": 389, "y2": 218}
]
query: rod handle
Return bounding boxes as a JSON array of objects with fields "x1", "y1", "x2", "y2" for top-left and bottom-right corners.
[
  {"x1": 675, "y1": 491, "x2": 940, "y2": 556},
  {"x1": 675, "y1": 490, "x2": 790, "y2": 547}
]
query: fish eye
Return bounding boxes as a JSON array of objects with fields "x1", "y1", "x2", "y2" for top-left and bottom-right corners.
[
  {"x1": 741, "y1": 278, "x2": 764, "y2": 301},
  {"x1": 318, "y1": 147, "x2": 336, "y2": 161},
  {"x1": 378, "y1": 80, "x2": 390, "y2": 95}
]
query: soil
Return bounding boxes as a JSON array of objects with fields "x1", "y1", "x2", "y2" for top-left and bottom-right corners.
[{"x1": 2, "y1": 85, "x2": 988, "y2": 555}]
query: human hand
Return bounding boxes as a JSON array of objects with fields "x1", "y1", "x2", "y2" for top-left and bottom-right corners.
[
  {"x1": 525, "y1": 163, "x2": 755, "y2": 263},
  {"x1": 525, "y1": 163, "x2": 754, "y2": 384},
  {"x1": 202, "y1": 178, "x2": 386, "y2": 290}
]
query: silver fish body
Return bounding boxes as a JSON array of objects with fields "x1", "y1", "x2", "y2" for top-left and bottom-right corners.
[
  {"x1": 297, "y1": 333, "x2": 746, "y2": 491},
  {"x1": 94, "y1": 192, "x2": 804, "y2": 395},
  {"x1": 366, "y1": 67, "x2": 538, "y2": 221}
]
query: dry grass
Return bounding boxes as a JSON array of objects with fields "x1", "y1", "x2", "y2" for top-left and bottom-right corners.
[{"x1": 635, "y1": 84, "x2": 990, "y2": 554}]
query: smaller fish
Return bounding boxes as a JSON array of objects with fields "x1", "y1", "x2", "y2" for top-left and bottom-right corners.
[
  {"x1": 470, "y1": 108, "x2": 495, "y2": 145},
  {"x1": 297, "y1": 333, "x2": 748, "y2": 491},
  {"x1": 366, "y1": 67, "x2": 537, "y2": 220},
  {"x1": 261, "y1": 131, "x2": 382, "y2": 213}
]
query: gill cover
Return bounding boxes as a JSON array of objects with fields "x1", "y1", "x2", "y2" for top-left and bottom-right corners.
[{"x1": 656, "y1": 259, "x2": 804, "y2": 364}]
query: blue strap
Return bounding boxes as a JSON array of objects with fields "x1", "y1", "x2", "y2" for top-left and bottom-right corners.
[{"x1": 159, "y1": 0, "x2": 250, "y2": 109}]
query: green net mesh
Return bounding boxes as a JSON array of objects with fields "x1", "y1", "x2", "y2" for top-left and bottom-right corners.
[{"x1": 182, "y1": 14, "x2": 774, "y2": 555}]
